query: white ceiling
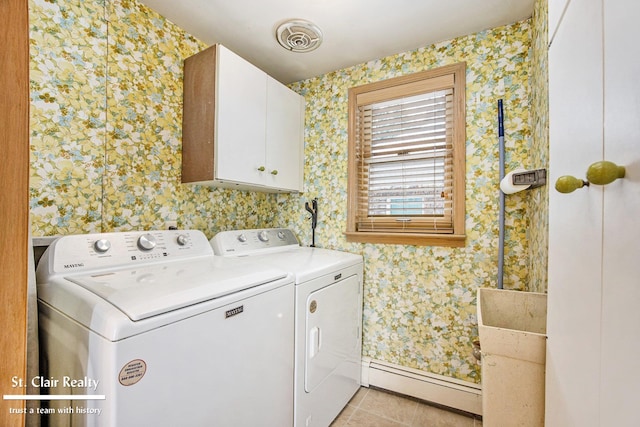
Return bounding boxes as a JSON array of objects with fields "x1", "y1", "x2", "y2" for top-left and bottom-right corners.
[{"x1": 138, "y1": 0, "x2": 534, "y2": 84}]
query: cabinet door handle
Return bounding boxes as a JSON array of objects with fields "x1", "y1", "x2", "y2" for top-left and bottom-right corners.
[
  {"x1": 555, "y1": 160, "x2": 625, "y2": 194},
  {"x1": 270, "y1": 169, "x2": 278, "y2": 175},
  {"x1": 257, "y1": 166, "x2": 265, "y2": 172}
]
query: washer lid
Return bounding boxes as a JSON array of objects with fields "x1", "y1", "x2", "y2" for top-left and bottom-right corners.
[{"x1": 64, "y1": 258, "x2": 287, "y2": 321}]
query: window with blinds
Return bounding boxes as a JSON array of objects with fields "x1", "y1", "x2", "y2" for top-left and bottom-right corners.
[{"x1": 346, "y1": 63, "x2": 466, "y2": 246}]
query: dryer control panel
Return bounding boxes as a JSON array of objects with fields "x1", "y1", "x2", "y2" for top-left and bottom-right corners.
[
  {"x1": 37, "y1": 229, "x2": 213, "y2": 279},
  {"x1": 211, "y1": 228, "x2": 299, "y2": 256}
]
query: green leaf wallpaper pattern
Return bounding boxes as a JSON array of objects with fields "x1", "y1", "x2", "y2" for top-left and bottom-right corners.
[
  {"x1": 29, "y1": 0, "x2": 548, "y2": 384},
  {"x1": 279, "y1": 19, "x2": 538, "y2": 382}
]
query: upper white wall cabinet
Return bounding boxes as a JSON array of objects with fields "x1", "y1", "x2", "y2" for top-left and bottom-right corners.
[{"x1": 182, "y1": 44, "x2": 305, "y2": 193}]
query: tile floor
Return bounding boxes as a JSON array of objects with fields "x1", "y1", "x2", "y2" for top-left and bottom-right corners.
[{"x1": 330, "y1": 387, "x2": 483, "y2": 427}]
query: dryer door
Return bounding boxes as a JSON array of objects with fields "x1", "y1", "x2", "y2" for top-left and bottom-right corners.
[{"x1": 305, "y1": 274, "x2": 360, "y2": 392}]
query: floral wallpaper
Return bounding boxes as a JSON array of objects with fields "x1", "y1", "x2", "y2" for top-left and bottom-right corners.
[
  {"x1": 29, "y1": 0, "x2": 546, "y2": 385},
  {"x1": 29, "y1": 0, "x2": 108, "y2": 235},
  {"x1": 528, "y1": 0, "x2": 550, "y2": 293},
  {"x1": 280, "y1": 20, "x2": 534, "y2": 382},
  {"x1": 29, "y1": 0, "x2": 277, "y2": 237}
]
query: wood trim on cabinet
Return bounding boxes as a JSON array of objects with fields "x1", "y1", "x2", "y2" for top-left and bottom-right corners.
[{"x1": 182, "y1": 45, "x2": 217, "y2": 183}]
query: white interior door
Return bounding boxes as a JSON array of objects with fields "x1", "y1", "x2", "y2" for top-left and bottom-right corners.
[
  {"x1": 547, "y1": 0, "x2": 603, "y2": 422},
  {"x1": 599, "y1": 0, "x2": 640, "y2": 423},
  {"x1": 547, "y1": 0, "x2": 640, "y2": 425}
]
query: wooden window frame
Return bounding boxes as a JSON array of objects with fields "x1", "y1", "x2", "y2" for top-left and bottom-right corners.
[{"x1": 346, "y1": 62, "x2": 466, "y2": 247}]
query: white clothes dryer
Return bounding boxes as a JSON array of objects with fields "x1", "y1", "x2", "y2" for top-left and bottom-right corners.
[
  {"x1": 210, "y1": 228, "x2": 363, "y2": 427},
  {"x1": 36, "y1": 229, "x2": 294, "y2": 427}
]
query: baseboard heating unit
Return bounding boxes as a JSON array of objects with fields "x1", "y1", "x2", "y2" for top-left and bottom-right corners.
[{"x1": 361, "y1": 357, "x2": 482, "y2": 415}]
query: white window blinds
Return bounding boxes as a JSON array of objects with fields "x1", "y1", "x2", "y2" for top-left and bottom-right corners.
[{"x1": 355, "y1": 82, "x2": 455, "y2": 233}]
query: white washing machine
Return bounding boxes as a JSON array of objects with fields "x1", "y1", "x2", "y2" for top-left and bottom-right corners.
[
  {"x1": 210, "y1": 228, "x2": 363, "y2": 427},
  {"x1": 36, "y1": 229, "x2": 295, "y2": 427}
]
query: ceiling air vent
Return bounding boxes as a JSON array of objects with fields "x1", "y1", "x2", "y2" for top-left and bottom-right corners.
[{"x1": 275, "y1": 19, "x2": 323, "y2": 53}]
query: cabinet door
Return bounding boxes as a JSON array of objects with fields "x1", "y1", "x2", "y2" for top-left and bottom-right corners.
[
  {"x1": 265, "y1": 76, "x2": 304, "y2": 192},
  {"x1": 216, "y1": 45, "x2": 267, "y2": 186}
]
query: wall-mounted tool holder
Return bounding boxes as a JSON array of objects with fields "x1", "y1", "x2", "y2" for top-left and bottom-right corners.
[
  {"x1": 511, "y1": 169, "x2": 547, "y2": 188},
  {"x1": 500, "y1": 168, "x2": 547, "y2": 194}
]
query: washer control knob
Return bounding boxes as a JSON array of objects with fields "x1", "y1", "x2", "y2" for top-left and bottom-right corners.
[
  {"x1": 237, "y1": 234, "x2": 247, "y2": 243},
  {"x1": 258, "y1": 230, "x2": 269, "y2": 242},
  {"x1": 176, "y1": 234, "x2": 189, "y2": 246},
  {"x1": 137, "y1": 233, "x2": 157, "y2": 251},
  {"x1": 277, "y1": 231, "x2": 286, "y2": 240},
  {"x1": 94, "y1": 239, "x2": 111, "y2": 253}
]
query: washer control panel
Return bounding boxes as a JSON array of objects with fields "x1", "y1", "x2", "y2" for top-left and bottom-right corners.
[
  {"x1": 211, "y1": 228, "x2": 299, "y2": 256},
  {"x1": 37, "y1": 229, "x2": 213, "y2": 278}
]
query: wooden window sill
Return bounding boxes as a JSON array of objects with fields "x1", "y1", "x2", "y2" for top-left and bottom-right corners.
[{"x1": 344, "y1": 231, "x2": 466, "y2": 247}]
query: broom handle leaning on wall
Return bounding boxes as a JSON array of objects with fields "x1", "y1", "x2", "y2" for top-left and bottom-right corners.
[{"x1": 497, "y1": 99, "x2": 505, "y2": 290}]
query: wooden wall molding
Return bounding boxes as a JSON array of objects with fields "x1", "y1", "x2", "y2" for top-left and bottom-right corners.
[{"x1": 0, "y1": 0, "x2": 30, "y2": 425}]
